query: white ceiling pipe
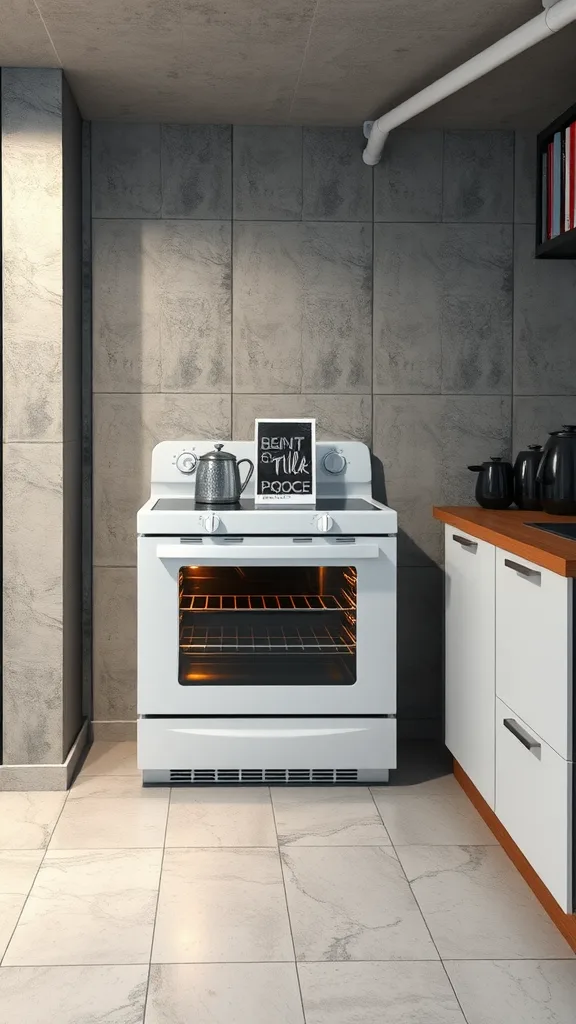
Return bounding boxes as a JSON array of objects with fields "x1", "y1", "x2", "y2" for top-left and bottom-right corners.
[{"x1": 362, "y1": 0, "x2": 576, "y2": 165}]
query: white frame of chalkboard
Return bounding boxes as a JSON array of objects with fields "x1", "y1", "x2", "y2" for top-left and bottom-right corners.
[{"x1": 254, "y1": 418, "x2": 316, "y2": 505}]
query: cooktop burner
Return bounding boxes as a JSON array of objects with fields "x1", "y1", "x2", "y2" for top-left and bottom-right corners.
[{"x1": 152, "y1": 498, "x2": 380, "y2": 512}]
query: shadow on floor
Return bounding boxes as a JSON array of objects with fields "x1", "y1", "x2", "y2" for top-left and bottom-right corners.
[{"x1": 391, "y1": 739, "x2": 452, "y2": 787}]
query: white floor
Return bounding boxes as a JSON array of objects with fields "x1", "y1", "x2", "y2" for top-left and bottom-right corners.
[{"x1": 0, "y1": 741, "x2": 574, "y2": 1023}]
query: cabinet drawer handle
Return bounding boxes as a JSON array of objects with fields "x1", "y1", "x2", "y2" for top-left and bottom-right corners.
[
  {"x1": 504, "y1": 558, "x2": 541, "y2": 580},
  {"x1": 452, "y1": 534, "x2": 477, "y2": 549},
  {"x1": 503, "y1": 718, "x2": 541, "y2": 753}
]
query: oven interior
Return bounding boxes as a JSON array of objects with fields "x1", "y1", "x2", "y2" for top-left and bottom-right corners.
[{"x1": 178, "y1": 565, "x2": 357, "y2": 685}]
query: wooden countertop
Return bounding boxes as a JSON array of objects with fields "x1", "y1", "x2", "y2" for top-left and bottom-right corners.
[{"x1": 433, "y1": 506, "x2": 576, "y2": 576}]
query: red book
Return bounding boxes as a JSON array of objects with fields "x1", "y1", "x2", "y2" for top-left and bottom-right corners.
[
  {"x1": 565, "y1": 121, "x2": 569, "y2": 230},
  {"x1": 548, "y1": 140, "x2": 554, "y2": 239},
  {"x1": 571, "y1": 122, "x2": 576, "y2": 230}
]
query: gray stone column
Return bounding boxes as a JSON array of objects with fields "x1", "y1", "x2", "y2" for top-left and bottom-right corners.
[{"x1": 1, "y1": 68, "x2": 86, "y2": 789}]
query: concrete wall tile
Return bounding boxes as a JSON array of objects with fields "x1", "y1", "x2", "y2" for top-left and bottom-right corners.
[
  {"x1": 374, "y1": 130, "x2": 442, "y2": 223},
  {"x1": 443, "y1": 131, "x2": 513, "y2": 223},
  {"x1": 161, "y1": 124, "x2": 231, "y2": 218},
  {"x1": 93, "y1": 568, "x2": 137, "y2": 721},
  {"x1": 374, "y1": 224, "x2": 512, "y2": 395},
  {"x1": 2, "y1": 69, "x2": 63, "y2": 442},
  {"x1": 233, "y1": 221, "x2": 372, "y2": 394},
  {"x1": 303, "y1": 127, "x2": 372, "y2": 221},
  {"x1": 2, "y1": 443, "x2": 63, "y2": 764},
  {"x1": 233, "y1": 126, "x2": 302, "y2": 220},
  {"x1": 92, "y1": 122, "x2": 161, "y2": 218},
  {"x1": 93, "y1": 393, "x2": 231, "y2": 566},
  {"x1": 373, "y1": 395, "x2": 511, "y2": 567},
  {"x1": 233, "y1": 393, "x2": 372, "y2": 443},
  {"x1": 514, "y1": 224, "x2": 576, "y2": 395}
]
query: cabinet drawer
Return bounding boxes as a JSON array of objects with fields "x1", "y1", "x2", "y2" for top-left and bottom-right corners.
[
  {"x1": 495, "y1": 698, "x2": 573, "y2": 912},
  {"x1": 445, "y1": 525, "x2": 496, "y2": 807},
  {"x1": 496, "y1": 548, "x2": 573, "y2": 759}
]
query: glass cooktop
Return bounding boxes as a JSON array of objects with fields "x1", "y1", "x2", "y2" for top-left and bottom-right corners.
[
  {"x1": 152, "y1": 498, "x2": 380, "y2": 512},
  {"x1": 528, "y1": 522, "x2": 576, "y2": 541}
]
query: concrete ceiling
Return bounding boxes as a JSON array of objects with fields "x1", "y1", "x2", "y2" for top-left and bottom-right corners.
[{"x1": 1, "y1": 0, "x2": 575, "y2": 127}]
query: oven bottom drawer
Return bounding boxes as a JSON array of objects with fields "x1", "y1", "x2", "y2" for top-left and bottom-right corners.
[{"x1": 138, "y1": 716, "x2": 396, "y2": 784}]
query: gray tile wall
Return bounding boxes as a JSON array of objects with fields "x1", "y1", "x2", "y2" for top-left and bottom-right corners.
[
  {"x1": 91, "y1": 124, "x2": 576, "y2": 735},
  {"x1": 2, "y1": 70, "x2": 84, "y2": 766}
]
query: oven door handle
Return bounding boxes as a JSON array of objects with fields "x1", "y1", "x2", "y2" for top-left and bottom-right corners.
[{"x1": 156, "y1": 543, "x2": 381, "y2": 561}]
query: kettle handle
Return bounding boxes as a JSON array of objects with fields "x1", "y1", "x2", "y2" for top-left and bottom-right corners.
[{"x1": 237, "y1": 458, "x2": 254, "y2": 494}]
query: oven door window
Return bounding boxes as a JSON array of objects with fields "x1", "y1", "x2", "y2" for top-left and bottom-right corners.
[{"x1": 178, "y1": 565, "x2": 357, "y2": 685}]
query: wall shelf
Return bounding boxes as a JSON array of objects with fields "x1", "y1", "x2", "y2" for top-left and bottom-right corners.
[{"x1": 536, "y1": 100, "x2": 576, "y2": 259}]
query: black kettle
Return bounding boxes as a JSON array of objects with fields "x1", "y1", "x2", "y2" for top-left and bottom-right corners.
[
  {"x1": 536, "y1": 425, "x2": 576, "y2": 515},
  {"x1": 468, "y1": 457, "x2": 514, "y2": 510},
  {"x1": 513, "y1": 445, "x2": 543, "y2": 510}
]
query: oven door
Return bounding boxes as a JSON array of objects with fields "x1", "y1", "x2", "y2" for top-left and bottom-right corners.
[{"x1": 137, "y1": 535, "x2": 396, "y2": 716}]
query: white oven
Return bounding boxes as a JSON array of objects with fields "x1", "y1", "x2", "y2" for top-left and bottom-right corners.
[
  {"x1": 138, "y1": 534, "x2": 396, "y2": 717},
  {"x1": 137, "y1": 440, "x2": 397, "y2": 783}
]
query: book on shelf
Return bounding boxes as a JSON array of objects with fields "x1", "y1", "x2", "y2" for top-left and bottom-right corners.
[
  {"x1": 539, "y1": 118, "x2": 576, "y2": 246},
  {"x1": 561, "y1": 122, "x2": 565, "y2": 231},
  {"x1": 565, "y1": 121, "x2": 569, "y2": 230},
  {"x1": 547, "y1": 140, "x2": 554, "y2": 240},
  {"x1": 542, "y1": 150, "x2": 547, "y2": 242},
  {"x1": 552, "y1": 130, "x2": 562, "y2": 238}
]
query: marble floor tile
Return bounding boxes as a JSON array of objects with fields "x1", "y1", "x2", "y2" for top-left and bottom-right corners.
[
  {"x1": 298, "y1": 961, "x2": 467, "y2": 1024},
  {"x1": 0, "y1": 965, "x2": 148, "y2": 1024},
  {"x1": 281, "y1": 846, "x2": 437, "y2": 961},
  {"x1": 50, "y1": 776, "x2": 169, "y2": 849},
  {"x1": 0, "y1": 792, "x2": 66, "y2": 849},
  {"x1": 80, "y1": 740, "x2": 138, "y2": 776},
  {"x1": 445, "y1": 960, "x2": 576, "y2": 1024},
  {"x1": 3, "y1": 848, "x2": 162, "y2": 966},
  {"x1": 165, "y1": 787, "x2": 276, "y2": 848},
  {"x1": 0, "y1": 851, "x2": 43, "y2": 960},
  {"x1": 371, "y1": 776, "x2": 498, "y2": 845},
  {"x1": 398, "y1": 845, "x2": 574, "y2": 959},
  {"x1": 152, "y1": 847, "x2": 293, "y2": 963},
  {"x1": 272, "y1": 787, "x2": 391, "y2": 846},
  {"x1": 145, "y1": 963, "x2": 304, "y2": 1024}
]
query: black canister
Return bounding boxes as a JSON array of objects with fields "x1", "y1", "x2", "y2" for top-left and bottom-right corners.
[
  {"x1": 513, "y1": 445, "x2": 543, "y2": 510},
  {"x1": 536, "y1": 425, "x2": 576, "y2": 515},
  {"x1": 468, "y1": 457, "x2": 514, "y2": 510}
]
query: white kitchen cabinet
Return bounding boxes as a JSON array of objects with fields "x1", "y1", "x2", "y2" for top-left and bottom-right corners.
[
  {"x1": 495, "y1": 548, "x2": 573, "y2": 760},
  {"x1": 495, "y1": 697, "x2": 572, "y2": 912},
  {"x1": 445, "y1": 525, "x2": 496, "y2": 808}
]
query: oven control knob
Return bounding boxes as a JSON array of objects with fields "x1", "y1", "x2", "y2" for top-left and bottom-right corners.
[
  {"x1": 176, "y1": 451, "x2": 197, "y2": 475},
  {"x1": 316, "y1": 514, "x2": 334, "y2": 533},
  {"x1": 201, "y1": 513, "x2": 221, "y2": 534},
  {"x1": 322, "y1": 450, "x2": 346, "y2": 475}
]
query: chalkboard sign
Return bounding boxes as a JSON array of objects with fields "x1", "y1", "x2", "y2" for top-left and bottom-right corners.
[{"x1": 255, "y1": 419, "x2": 316, "y2": 505}]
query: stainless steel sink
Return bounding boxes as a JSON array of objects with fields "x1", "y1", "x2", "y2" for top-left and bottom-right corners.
[{"x1": 528, "y1": 522, "x2": 576, "y2": 541}]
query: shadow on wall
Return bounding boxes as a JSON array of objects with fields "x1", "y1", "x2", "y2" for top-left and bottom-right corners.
[{"x1": 372, "y1": 452, "x2": 444, "y2": 741}]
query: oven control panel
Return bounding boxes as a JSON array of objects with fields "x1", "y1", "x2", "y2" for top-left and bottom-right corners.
[
  {"x1": 201, "y1": 513, "x2": 221, "y2": 534},
  {"x1": 322, "y1": 450, "x2": 347, "y2": 475},
  {"x1": 176, "y1": 452, "x2": 197, "y2": 474},
  {"x1": 315, "y1": 514, "x2": 334, "y2": 533},
  {"x1": 151, "y1": 441, "x2": 372, "y2": 497}
]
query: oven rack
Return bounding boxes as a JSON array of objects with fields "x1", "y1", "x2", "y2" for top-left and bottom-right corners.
[
  {"x1": 179, "y1": 592, "x2": 355, "y2": 612},
  {"x1": 180, "y1": 624, "x2": 356, "y2": 654}
]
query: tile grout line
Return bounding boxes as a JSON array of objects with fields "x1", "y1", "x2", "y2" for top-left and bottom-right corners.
[
  {"x1": 0, "y1": 790, "x2": 72, "y2": 966},
  {"x1": 2, "y1": 956, "x2": 575, "y2": 969},
  {"x1": 367, "y1": 786, "x2": 472, "y2": 1024},
  {"x1": 141, "y1": 784, "x2": 172, "y2": 1020},
  {"x1": 268, "y1": 787, "x2": 307, "y2": 1023}
]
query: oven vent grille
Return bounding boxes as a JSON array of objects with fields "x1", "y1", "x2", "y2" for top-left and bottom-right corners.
[{"x1": 168, "y1": 768, "x2": 358, "y2": 785}]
